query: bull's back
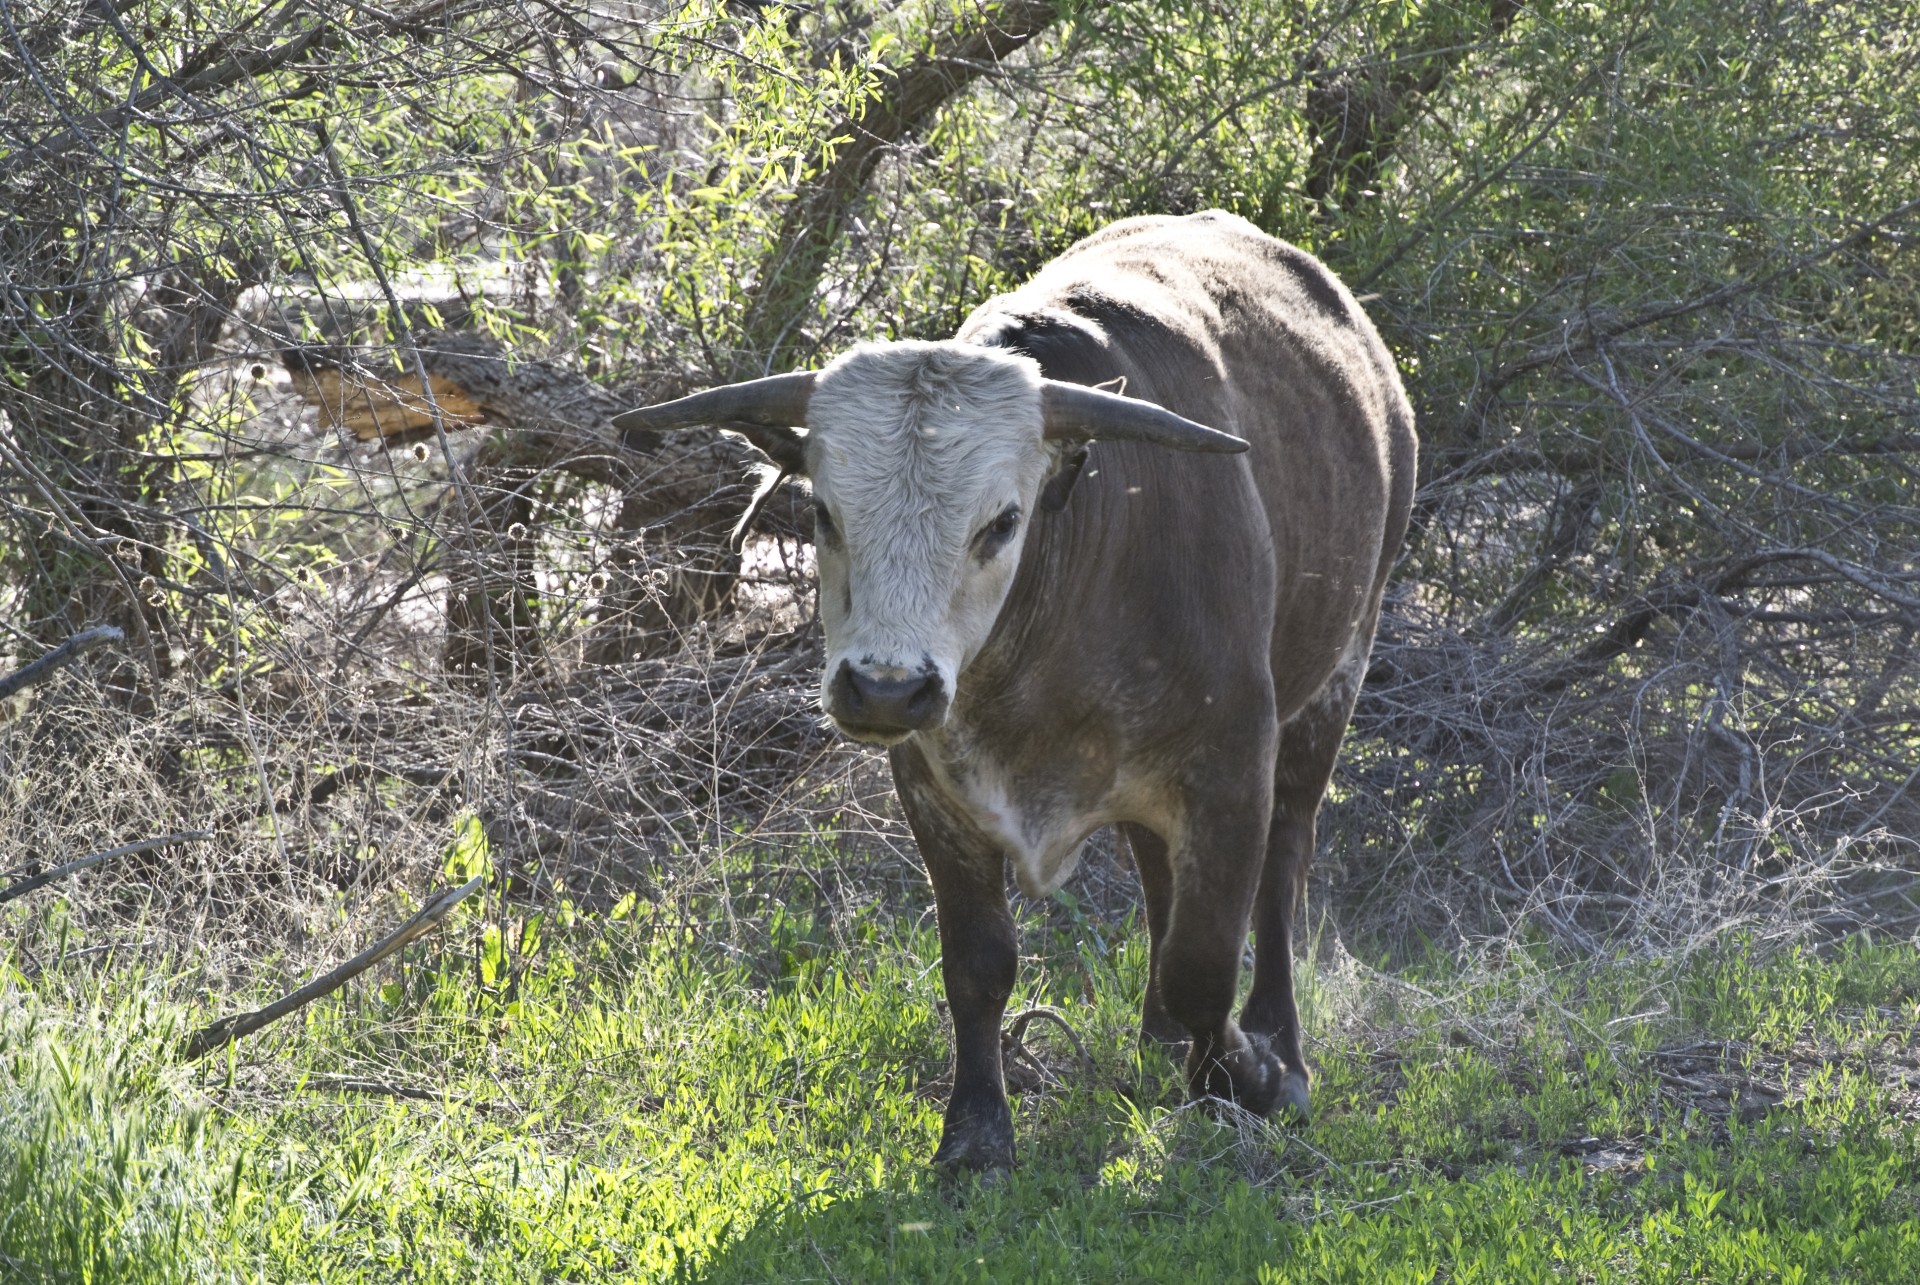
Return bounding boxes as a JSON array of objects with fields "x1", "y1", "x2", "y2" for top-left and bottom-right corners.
[{"x1": 962, "y1": 212, "x2": 1415, "y2": 723}]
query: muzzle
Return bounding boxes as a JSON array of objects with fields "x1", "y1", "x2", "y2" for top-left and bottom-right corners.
[{"x1": 825, "y1": 657, "x2": 949, "y2": 740}]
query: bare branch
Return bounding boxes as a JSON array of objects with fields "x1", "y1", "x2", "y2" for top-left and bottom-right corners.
[{"x1": 0, "y1": 831, "x2": 210, "y2": 906}]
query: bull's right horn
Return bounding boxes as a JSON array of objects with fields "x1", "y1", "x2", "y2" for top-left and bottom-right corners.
[
  {"x1": 1040, "y1": 380, "x2": 1248, "y2": 454},
  {"x1": 614, "y1": 371, "x2": 816, "y2": 473}
]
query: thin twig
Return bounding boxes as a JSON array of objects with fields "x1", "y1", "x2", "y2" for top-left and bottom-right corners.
[
  {"x1": 0, "y1": 625, "x2": 124, "y2": 701},
  {"x1": 20, "y1": 939, "x2": 156, "y2": 981},
  {"x1": 0, "y1": 831, "x2": 210, "y2": 906},
  {"x1": 1004, "y1": 1005, "x2": 1093, "y2": 1074},
  {"x1": 181, "y1": 875, "x2": 485, "y2": 1061},
  {"x1": 303, "y1": 1073, "x2": 488, "y2": 1111}
]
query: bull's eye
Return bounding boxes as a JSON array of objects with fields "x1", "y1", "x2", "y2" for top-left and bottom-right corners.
[
  {"x1": 812, "y1": 502, "x2": 839, "y2": 545},
  {"x1": 976, "y1": 504, "x2": 1021, "y2": 555}
]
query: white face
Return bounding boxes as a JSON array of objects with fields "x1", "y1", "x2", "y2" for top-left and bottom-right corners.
[{"x1": 803, "y1": 341, "x2": 1057, "y2": 743}]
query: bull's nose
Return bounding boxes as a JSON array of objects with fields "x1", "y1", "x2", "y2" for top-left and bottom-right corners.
[{"x1": 828, "y1": 660, "x2": 947, "y2": 738}]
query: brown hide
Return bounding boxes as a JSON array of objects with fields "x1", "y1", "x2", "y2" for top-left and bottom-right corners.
[
  {"x1": 616, "y1": 211, "x2": 1417, "y2": 1172},
  {"x1": 960, "y1": 213, "x2": 1414, "y2": 726}
]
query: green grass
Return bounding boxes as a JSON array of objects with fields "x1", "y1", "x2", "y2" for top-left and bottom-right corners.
[{"x1": 4, "y1": 887, "x2": 1919, "y2": 1283}]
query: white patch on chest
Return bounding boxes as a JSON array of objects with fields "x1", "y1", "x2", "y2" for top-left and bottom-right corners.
[
  {"x1": 963, "y1": 773, "x2": 1091, "y2": 898},
  {"x1": 921, "y1": 749, "x2": 1097, "y2": 898}
]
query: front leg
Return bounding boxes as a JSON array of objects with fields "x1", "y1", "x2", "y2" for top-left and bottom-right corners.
[
  {"x1": 1120, "y1": 822, "x2": 1186, "y2": 1051},
  {"x1": 893, "y1": 745, "x2": 1018, "y2": 1173}
]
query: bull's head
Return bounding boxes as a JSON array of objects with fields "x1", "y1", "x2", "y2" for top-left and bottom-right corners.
[{"x1": 614, "y1": 341, "x2": 1245, "y2": 744}]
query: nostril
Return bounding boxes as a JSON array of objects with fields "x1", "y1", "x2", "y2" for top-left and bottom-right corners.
[
  {"x1": 848, "y1": 667, "x2": 889, "y2": 707},
  {"x1": 830, "y1": 659, "x2": 863, "y2": 713},
  {"x1": 905, "y1": 674, "x2": 941, "y2": 719}
]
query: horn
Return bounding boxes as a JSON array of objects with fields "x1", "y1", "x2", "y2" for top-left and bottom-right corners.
[
  {"x1": 1039, "y1": 380, "x2": 1248, "y2": 454},
  {"x1": 613, "y1": 371, "x2": 816, "y2": 472},
  {"x1": 612, "y1": 370, "x2": 815, "y2": 431}
]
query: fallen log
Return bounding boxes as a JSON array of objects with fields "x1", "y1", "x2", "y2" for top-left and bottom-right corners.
[{"x1": 280, "y1": 330, "x2": 800, "y2": 666}]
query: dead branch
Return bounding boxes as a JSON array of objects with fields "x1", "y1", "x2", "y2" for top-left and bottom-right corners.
[
  {"x1": 181, "y1": 874, "x2": 485, "y2": 1061},
  {"x1": 279, "y1": 328, "x2": 783, "y2": 668},
  {"x1": 0, "y1": 831, "x2": 209, "y2": 906},
  {"x1": 284, "y1": 352, "x2": 488, "y2": 442},
  {"x1": 282, "y1": 331, "x2": 635, "y2": 449},
  {"x1": 0, "y1": 625, "x2": 124, "y2": 701}
]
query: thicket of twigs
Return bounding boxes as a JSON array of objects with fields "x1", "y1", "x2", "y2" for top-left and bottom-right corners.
[{"x1": 2, "y1": 0, "x2": 1916, "y2": 963}]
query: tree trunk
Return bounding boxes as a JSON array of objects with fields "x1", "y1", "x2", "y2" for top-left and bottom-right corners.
[
  {"x1": 738, "y1": 0, "x2": 1068, "y2": 372},
  {"x1": 1304, "y1": 0, "x2": 1524, "y2": 211}
]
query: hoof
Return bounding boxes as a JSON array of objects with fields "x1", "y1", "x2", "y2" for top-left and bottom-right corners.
[
  {"x1": 1188, "y1": 1029, "x2": 1284, "y2": 1115},
  {"x1": 932, "y1": 1114, "x2": 1014, "y2": 1175},
  {"x1": 1141, "y1": 993, "x2": 1187, "y2": 1052},
  {"x1": 1276, "y1": 1066, "x2": 1312, "y2": 1123},
  {"x1": 1138, "y1": 1023, "x2": 1189, "y2": 1058}
]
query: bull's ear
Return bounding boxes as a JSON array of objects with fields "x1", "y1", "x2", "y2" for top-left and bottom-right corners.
[
  {"x1": 613, "y1": 371, "x2": 815, "y2": 474},
  {"x1": 715, "y1": 421, "x2": 809, "y2": 475},
  {"x1": 1039, "y1": 380, "x2": 1247, "y2": 454},
  {"x1": 1039, "y1": 444, "x2": 1089, "y2": 513}
]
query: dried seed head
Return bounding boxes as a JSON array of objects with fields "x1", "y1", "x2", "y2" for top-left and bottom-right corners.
[
  {"x1": 588, "y1": 571, "x2": 610, "y2": 593},
  {"x1": 507, "y1": 522, "x2": 529, "y2": 543},
  {"x1": 411, "y1": 442, "x2": 431, "y2": 463},
  {"x1": 249, "y1": 363, "x2": 267, "y2": 382}
]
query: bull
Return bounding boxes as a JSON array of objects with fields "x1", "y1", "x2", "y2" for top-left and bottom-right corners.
[{"x1": 616, "y1": 211, "x2": 1416, "y2": 1171}]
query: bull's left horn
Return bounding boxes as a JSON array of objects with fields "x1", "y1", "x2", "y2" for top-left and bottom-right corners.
[
  {"x1": 1039, "y1": 380, "x2": 1247, "y2": 454},
  {"x1": 614, "y1": 371, "x2": 816, "y2": 472}
]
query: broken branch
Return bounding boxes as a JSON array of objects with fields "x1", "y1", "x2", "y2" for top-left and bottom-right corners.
[{"x1": 181, "y1": 874, "x2": 485, "y2": 1061}]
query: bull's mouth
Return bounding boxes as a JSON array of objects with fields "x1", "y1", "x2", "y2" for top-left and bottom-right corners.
[{"x1": 826, "y1": 716, "x2": 919, "y2": 747}]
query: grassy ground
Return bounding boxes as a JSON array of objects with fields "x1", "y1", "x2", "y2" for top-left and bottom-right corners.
[{"x1": 4, "y1": 864, "x2": 1919, "y2": 1283}]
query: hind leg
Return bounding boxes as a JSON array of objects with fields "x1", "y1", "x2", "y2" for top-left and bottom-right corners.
[
  {"x1": 1158, "y1": 781, "x2": 1285, "y2": 1113},
  {"x1": 1240, "y1": 642, "x2": 1372, "y2": 1121},
  {"x1": 1120, "y1": 823, "x2": 1185, "y2": 1050},
  {"x1": 1239, "y1": 802, "x2": 1316, "y2": 1119}
]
